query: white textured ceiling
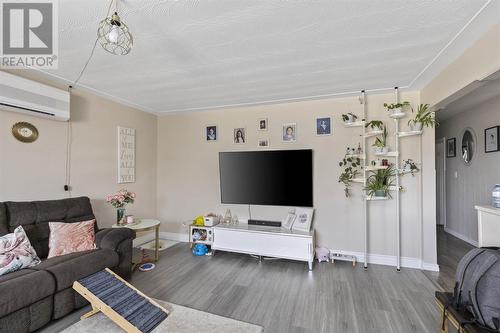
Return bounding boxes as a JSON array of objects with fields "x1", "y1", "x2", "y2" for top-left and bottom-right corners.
[{"x1": 43, "y1": 0, "x2": 495, "y2": 114}]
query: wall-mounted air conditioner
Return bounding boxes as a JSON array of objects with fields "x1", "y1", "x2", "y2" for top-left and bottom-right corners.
[{"x1": 0, "y1": 71, "x2": 70, "y2": 121}]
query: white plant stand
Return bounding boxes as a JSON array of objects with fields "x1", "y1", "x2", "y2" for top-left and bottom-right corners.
[{"x1": 346, "y1": 88, "x2": 423, "y2": 271}]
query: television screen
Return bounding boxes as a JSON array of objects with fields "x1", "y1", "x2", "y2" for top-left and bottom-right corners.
[{"x1": 219, "y1": 150, "x2": 313, "y2": 207}]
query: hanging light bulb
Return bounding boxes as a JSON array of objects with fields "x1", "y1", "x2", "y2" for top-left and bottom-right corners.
[
  {"x1": 107, "y1": 17, "x2": 120, "y2": 44},
  {"x1": 97, "y1": 9, "x2": 133, "y2": 55}
]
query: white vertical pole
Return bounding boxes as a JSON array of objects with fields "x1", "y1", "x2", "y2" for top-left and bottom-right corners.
[
  {"x1": 362, "y1": 90, "x2": 368, "y2": 270},
  {"x1": 395, "y1": 87, "x2": 401, "y2": 272},
  {"x1": 418, "y1": 126, "x2": 423, "y2": 268}
]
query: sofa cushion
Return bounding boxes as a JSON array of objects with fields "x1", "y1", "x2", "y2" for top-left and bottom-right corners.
[
  {"x1": 3, "y1": 197, "x2": 96, "y2": 259},
  {"x1": 47, "y1": 220, "x2": 96, "y2": 258},
  {"x1": 0, "y1": 226, "x2": 41, "y2": 276},
  {"x1": 0, "y1": 269, "x2": 55, "y2": 317},
  {"x1": 32, "y1": 249, "x2": 119, "y2": 291}
]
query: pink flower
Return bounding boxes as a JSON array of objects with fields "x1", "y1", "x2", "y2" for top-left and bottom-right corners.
[
  {"x1": 117, "y1": 195, "x2": 125, "y2": 202},
  {"x1": 130, "y1": 192, "x2": 136, "y2": 198}
]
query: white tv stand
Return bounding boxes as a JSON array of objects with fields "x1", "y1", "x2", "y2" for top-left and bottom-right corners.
[{"x1": 212, "y1": 224, "x2": 315, "y2": 270}]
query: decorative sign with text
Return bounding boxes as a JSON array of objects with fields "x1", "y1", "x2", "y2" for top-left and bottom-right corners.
[{"x1": 118, "y1": 126, "x2": 135, "y2": 183}]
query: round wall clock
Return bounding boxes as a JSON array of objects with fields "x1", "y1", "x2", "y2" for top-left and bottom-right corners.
[{"x1": 12, "y1": 122, "x2": 39, "y2": 143}]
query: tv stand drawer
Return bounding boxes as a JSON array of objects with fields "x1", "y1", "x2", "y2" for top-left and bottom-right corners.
[{"x1": 213, "y1": 227, "x2": 314, "y2": 263}]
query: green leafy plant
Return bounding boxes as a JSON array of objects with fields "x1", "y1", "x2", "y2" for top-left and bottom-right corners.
[
  {"x1": 408, "y1": 103, "x2": 439, "y2": 128},
  {"x1": 338, "y1": 154, "x2": 362, "y2": 197},
  {"x1": 341, "y1": 113, "x2": 358, "y2": 122},
  {"x1": 372, "y1": 125, "x2": 388, "y2": 148},
  {"x1": 365, "y1": 120, "x2": 384, "y2": 130},
  {"x1": 364, "y1": 166, "x2": 396, "y2": 198},
  {"x1": 402, "y1": 159, "x2": 419, "y2": 176},
  {"x1": 383, "y1": 101, "x2": 411, "y2": 110}
]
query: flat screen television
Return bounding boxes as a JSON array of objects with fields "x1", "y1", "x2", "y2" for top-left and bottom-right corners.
[{"x1": 219, "y1": 149, "x2": 313, "y2": 207}]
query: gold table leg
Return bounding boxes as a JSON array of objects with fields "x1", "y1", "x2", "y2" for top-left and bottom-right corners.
[{"x1": 155, "y1": 225, "x2": 160, "y2": 262}]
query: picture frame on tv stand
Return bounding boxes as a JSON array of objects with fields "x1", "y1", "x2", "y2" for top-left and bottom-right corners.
[{"x1": 292, "y1": 207, "x2": 314, "y2": 232}]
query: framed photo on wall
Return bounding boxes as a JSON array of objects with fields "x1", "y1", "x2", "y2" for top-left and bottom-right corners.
[
  {"x1": 233, "y1": 128, "x2": 246, "y2": 144},
  {"x1": 206, "y1": 125, "x2": 217, "y2": 142},
  {"x1": 282, "y1": 123, "x2": 297, "y2": 142},
  {"x1": 447, "y1": 138, "x2": 456, "y2": 158},
  {"x1": 258, "y1": 139, "x2": 269, "y2": 147},
  {"x1": 258, "y1": 118, "x2": 268, "y2": 131},
  {"x1": 316, "y1": 117, "x2": 332, "y2": 135},
  {"x1": 485, "y1": 126, "x2": 500, "y2": 153}
]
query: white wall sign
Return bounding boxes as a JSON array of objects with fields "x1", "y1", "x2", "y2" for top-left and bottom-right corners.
[{"x1": 118, "y1": 126, "x2": 135, "y2": 183}]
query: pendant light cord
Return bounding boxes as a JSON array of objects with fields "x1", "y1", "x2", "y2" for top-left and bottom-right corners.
[
  {"x1": 65, "y1": 0, "x2": 115, "y2": 197},
  {"x1": 71, "y1": 0, "x2": 115, "y2": 88}
]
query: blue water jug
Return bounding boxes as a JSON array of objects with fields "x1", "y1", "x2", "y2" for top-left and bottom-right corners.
[{"x1": 492, "y1": 184, "x2": 500, "y2": 208}]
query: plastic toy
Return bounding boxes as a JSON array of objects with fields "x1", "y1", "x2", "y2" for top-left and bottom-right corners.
[
  {"x1": 192, "y1": 244, "x2": 208, "y2": 256},
  {"x1": 193, "y1": 216, "x2": 204, "y2": 226},
  {"x1": 192, "y1": 231, "x2": 201, "y2": 240},
  {"x1": 315, "y1": 247, "x2": 330, "y2": 263}
]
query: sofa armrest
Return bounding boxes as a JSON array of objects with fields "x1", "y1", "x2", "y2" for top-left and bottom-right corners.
[{"x1": 95, "y1": 228, "x2": 135, "y2": 251}]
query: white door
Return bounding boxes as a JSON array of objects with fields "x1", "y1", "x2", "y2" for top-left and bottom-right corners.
[{"x1": 436, "y1": 138, "x2": 446, "y2": 226}]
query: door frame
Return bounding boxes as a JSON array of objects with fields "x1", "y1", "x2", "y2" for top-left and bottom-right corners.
[{"x1": 436, "y1": 137, "x2": 447, "y2": 228}]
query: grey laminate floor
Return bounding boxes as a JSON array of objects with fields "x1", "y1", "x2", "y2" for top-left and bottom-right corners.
[{"x1": 40, "y1": 226, "x2": 472, "y2": 333}]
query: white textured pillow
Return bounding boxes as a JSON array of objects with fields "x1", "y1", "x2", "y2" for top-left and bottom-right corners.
[{"x1": 0, "y1": 226, "x2": 41, "y2": 276}]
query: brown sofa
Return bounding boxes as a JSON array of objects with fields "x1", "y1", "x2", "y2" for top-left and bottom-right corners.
[{"x1": 0, "y1": 197, "x2": 135, "y2": 332}]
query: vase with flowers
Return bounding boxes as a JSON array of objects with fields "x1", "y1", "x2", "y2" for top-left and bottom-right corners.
[{"x1": 106, "y1": 189, "x2": 136, "y2": 225}]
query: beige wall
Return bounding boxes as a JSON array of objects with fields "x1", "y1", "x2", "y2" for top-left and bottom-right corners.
[
  {"x1": 157, "y1": 91, "x2": 437, "y2": 264},
  {"x1": 0, "y1": 85, "x2": 158, "y2": 228},
  {"x1": 422, "y1": 22, "x2": 500, "y2": 107},
  {"x1": 436, "y1": 94, "x2": 500, "y2": 244}
]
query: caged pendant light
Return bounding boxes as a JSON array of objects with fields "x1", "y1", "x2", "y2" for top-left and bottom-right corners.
[{"x1": 97, "y1": 0, "x2": 133, "y2": 55}]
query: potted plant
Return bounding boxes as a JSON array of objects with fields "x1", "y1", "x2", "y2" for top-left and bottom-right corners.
[
  {"x1": 338, "y1": 154, "x2": 362, "y2": 197},
  {"x1": 402, "y1": 159, "x2": 419, "y2": 175},
  {"x1": 364, "y1": 166, "x2": 396, "y2": 198},
  {"x1": 372, "y1": 126, "x2": 389, "y2": 155},
  {"x1": 365, "y1": 120, "x2": 384, "y2": 132},
  {"x1": 384, "y1": 101, "x2": 411, "y2": 115},
  {"x1": 341, "y1": 113, "x2": 358, "y2": 124},
  {"x1": 408, "y1": 103, "x2": 438, "y2": 131}
]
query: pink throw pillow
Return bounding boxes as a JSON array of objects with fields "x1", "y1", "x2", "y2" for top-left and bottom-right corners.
[
  {"x1": 48, "y1": 220, "x2": 96, "y2": 258},
  {"x1": 0, "y1": 226, "x2": 41, "y2": 276}
]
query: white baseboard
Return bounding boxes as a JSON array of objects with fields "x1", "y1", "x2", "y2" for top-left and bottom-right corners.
[
  {"x1": 328, "y1": 249, "x2": 440, "y2": 272},
  {"x1": 444, "y1": 227, "x2": 478, "y2": 247},
  {"x1": 133, "y1": 231, "x2": 188, "y2": 247}
]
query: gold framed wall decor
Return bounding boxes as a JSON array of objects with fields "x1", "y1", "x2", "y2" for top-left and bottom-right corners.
[{"x1": 12, "y1": 122, "x2": 39, "y2": 143}]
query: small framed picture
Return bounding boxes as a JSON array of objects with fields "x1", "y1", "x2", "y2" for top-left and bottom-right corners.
[
  {"x1": 258, "y1": 118, "x2": 268, "y2": 131},
  {"x1": 291, "y1": 207, "x2": 314, "y2": 232},
  {"x1": 485, "y1": 126, "x2": 500, "y2": 153},
  {"x1": 234, "y1": 128, "x2": 246, "y2": 144},
  {"x1": 282, "y1": 123, "x2": 297, "y2": 142},
  {"x1": 447, "y1": 138, "x2": 456, "y2": 158},
  {"x1": 316, "y1": 117, "x2": 332, "y2": 136},
  {"x1": 258, "y1": 139, "x2": 269, "y2": 147},
  {"x1": 206, "y1": 126, "x2": 217, "y2": 142}
]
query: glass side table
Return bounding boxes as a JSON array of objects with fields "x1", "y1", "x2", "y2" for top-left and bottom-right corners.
[{"x1": 112, "y1": 219, "x2": 161, "y2": 269}]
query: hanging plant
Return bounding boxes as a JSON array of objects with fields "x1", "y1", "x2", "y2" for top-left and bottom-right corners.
[{"x1": 338, "y1": 153, "x2": 362, "y2": 197}]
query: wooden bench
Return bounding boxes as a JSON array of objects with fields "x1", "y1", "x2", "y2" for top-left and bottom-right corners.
[{"x1": 435, "y1": 291, "x2": 489, "y2": 333}]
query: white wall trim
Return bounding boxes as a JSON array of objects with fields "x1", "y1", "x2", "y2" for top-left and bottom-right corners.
[
  {"x1": 329, "y1": 249, "x2": 440, "y2": 272},
  {"x1": 133, "y1": 231, "x2": 189, "y2": 247},
  {"x1": 444, "y1": 227, "x2": 478, "y2": 247}
]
